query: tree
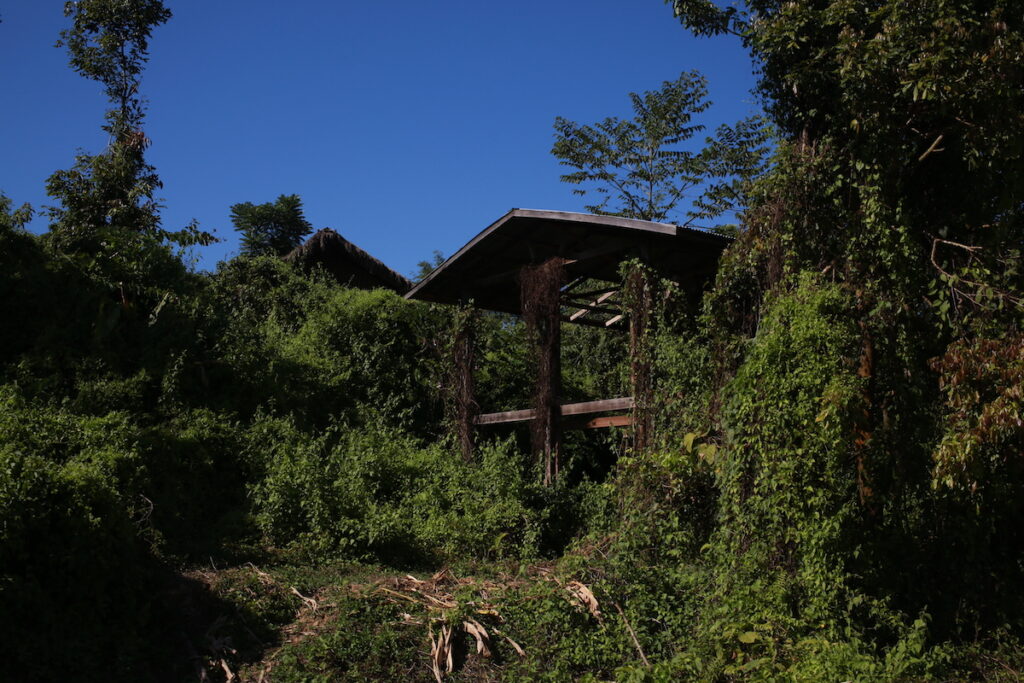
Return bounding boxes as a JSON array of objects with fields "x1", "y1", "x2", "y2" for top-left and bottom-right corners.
[
  {"x1": 0, "y1": 195, "x2": 32, "y2": 234},
  {"x1": 230, "y1": 194, "x2": 314, "y2": 257},
  {"x1": 668, "y1": 0, "x2": 1024, "y2": 657},
  {"x1": 551, "y1": 70, "x2": 769, "y2": 224},
  {"x1": 45, "y1": 0, "x2": 210, "y2": 254},
  {"x1": 414, "y1": 250, "x2": 446, "y2": 281}
]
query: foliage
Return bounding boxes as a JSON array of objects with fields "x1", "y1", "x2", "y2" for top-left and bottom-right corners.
[
  {"x1": 931, "y1": 335, "x2": 1024, "y2": 495},
  {"x1": 414, "y1": 248, "x2": 446, "y2": 280},
  {"x1": 249, "y1": 423, "x2": 584, "y2": 565},
  {"x1": 0, "y1": 385, "x2": 158, "y2": 679},
  {"x1": 4, "y1": 0, "x2": 1024, "y2": 678},
  {"x1": 207, "y1": 256, "x2": 445, "y2": 431},
  {"x1": 660, "y1": 0, "x2": 1024, "y2": 676},
  {"x1": 706, "y1": 275, "x2": 869, "y2": 645},
  {"x1": 0, "y1": 194, "x2": 32, "y2": 232},
  {"x1": 230, "y1": 193, "x2": 314, "y2": 257},
  {"x1": 552, "y1": 70, "x2": 770, "y2": 224},
  {"x1": 58, "y1": 0, "x2": 171, "y2": 116},
  {"x1": 268, "y1": 591, "x2": 431, "y2": 681}
]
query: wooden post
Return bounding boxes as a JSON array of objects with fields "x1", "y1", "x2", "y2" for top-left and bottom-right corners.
[
  {"x1": 451, "y1": 305, "x2": 477, "y2": 461},
  {"x1": 520, "y1": 258, "x2": 564, "y2": 485},
  {"x1": 625, "y1": 262, "x2": 654, "y2": 452}
]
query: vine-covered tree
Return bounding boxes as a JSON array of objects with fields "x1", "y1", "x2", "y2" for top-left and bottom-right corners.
[
  {"x1": 230, "y1": 194, "x2": 313, "y2": 257},
  {"x1": 551, "y1": 70, "x2": 769, "y2": 224},
  {"x1": 668, "y1": 0, "x2": 1024, "y2": 662}
]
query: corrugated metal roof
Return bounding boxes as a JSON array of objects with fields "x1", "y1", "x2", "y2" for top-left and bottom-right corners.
[{"x1": 405, "y1": 209, "x2": 731, "y2": 315}]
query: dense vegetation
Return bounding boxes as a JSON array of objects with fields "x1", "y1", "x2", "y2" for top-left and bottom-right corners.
[{"x1": 2, "y1": 0, "x2": 1023, "y2": 680}]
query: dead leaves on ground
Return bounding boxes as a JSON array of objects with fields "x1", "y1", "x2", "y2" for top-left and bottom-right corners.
[
  {"x1": 367, "y1": 567, "x2": 600, "y2": 681},
  {"x1": 215, "y1": 564, "x2": 602, "y2": 682},
  {"x1": 564, "y1": 580, "x2": 602, "y2": 623}
]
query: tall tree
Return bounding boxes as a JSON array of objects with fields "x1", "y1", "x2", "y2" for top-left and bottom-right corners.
[
  {"x1": 552, "y1": 70, "x2": 769, "y2": 224},
  {"x1": 231, "y1": 194, "x2": 314, "y2": 257},
  {"x1": 45, "y1": 0, "x2": 209, "y2": 254}
]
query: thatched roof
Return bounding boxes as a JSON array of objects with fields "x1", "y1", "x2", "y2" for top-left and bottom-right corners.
[{"x1": 285, "y1": 228, "x2": 412, "y2": 294}]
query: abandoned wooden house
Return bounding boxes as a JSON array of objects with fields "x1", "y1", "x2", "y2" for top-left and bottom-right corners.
[
  {"x1": 405, "y1": 209, "x2": 732, "y2": 484},
  {"x1": 286, "y1": 227, "x2": 413, "y2": 293}
]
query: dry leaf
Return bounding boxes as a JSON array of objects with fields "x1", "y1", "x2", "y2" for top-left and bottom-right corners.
[
  {"x1": 429, "y1": 626, "x2": 444, "y2": 683},
  {"x1": 566, "y1": 581, "x2": 602, "y2": 622},
  {"x1": 443, "y1": 625, "x2": 454, "y2": 673},
  {"x1": 463, "y1": 619, "x2": 492, "y2": 657},
  {"x1": 290, "y1": 587, "x2": 318, "y2": 612},
  {"x1": 493, "y1": 628, "x2": 525, "y2": 657}
]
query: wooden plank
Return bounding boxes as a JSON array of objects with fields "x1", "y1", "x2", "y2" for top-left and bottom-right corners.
[
  {"x1": 568, "y1": 290, "x2": 618, "y2": 321},
  {"x1": 582, "y1": 414, "x2": 633, "y2": 429},
  {"x1": 569, "y1": 285, "x2": 619, "y2": 299},
  {"x1": 568, "y1": 305, "x2": 620, "y2": 320},
  {"x1": 561, "y1": 396, "x2": 634, "y2": 416},
  {"x1": 560, "y1": 314, "x2": 621, "y2": 329},
  {"x1": 561, "y1": 413, "x2": 633, "y2": 430},
  {"x1": 475, "y1": 407, "x2": 535, "y2": 425},
  {"x1": 516, "y1": 209, "x2": 677, "y2": 236},
  {"x1": 475, "y1": 396, "x2": 634, "y2": 425},
  {"x1": 604, "y1": 314, "x2": 625, "y2": 327}
]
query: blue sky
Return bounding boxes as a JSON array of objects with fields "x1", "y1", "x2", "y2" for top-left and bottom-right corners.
[{"x1": 0, "y1": 1, "x2": 760, "y2": 276}]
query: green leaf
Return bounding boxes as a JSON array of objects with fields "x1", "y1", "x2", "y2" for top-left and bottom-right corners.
[{"x1": 683, "y1": 432, "x2": 697, "y2": 452}]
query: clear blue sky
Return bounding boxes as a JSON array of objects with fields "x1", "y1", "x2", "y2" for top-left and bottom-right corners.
[{"x1": 0, "y1": 1, "x2": 760, "y2": 276}]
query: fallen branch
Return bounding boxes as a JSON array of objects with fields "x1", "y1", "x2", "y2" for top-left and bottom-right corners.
[
  {"x1": 918, "y1": 134, "x2": 945, "y2": 161},
  {"x1": 930, "y1": 237, "x2": 1023, "y2": 307},
  {"x1": 614, "y1": 602, "x2": 650, "y2": 668}
]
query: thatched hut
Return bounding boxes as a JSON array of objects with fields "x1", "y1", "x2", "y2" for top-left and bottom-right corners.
[{"x1": 285, "y1": 228, "x2": 412, "y2": 293}]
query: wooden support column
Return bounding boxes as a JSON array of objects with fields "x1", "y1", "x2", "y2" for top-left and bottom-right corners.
[
  {"x1": 519, "y1": 258, "x2": 565, "y2": 485},
  {"x1": 624, "y1": 262, "x2": 654, "y2": 452},
  {"x1": 451, "y1": 305, "x2": 478, "y2": 461}
]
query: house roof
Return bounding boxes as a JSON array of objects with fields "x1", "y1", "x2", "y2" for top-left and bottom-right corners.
[
  {"x1": 405, "y1": 209, "x2": 731, "y2": 315},
  {"x1": 286, "y1": 228, "x2": 412, "y2": 294}
]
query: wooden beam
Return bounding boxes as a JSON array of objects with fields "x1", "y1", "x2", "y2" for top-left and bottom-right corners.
[
  {"x1": 568, "y1": 414, "x2": 633, "y2": 430},
  {"x1": 560, "y1": 314, "x2": 623, "y2": 329},
  {"x1": 568, "y1": 305, "x2": 620, "y2": 319},
  {"x1": 568, "y1": 290, "x2": 619, "y2": 321},
  {"x1": 478, "y1": 256, "x2": 579, "y2": 289},
  {"x1": 476, "y1": 406, "x2": 535, "y2": 425},
  {"x1": 560, "y1": 276, "x2": 587, "y2": 293},
  {"x1": 562, "y1": 396, "x2": 634, "y2": 415},
  {"x1": 605, "y1": 314, "x2": 625, "y2": 327},
  {"x1": 569, "y1": 285, "x2": 619, "y2": 299},
  {"x1": 475, "y1": 397, "x2": 635, "y2": 425}
]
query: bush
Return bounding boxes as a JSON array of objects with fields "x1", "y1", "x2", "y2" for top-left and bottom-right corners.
[
  {"x1": 250, "y1": 419, "x2": 587, "y2": 564},
  {"x1": 0, "y1": 387, "x2": 157, "y2": 679}
]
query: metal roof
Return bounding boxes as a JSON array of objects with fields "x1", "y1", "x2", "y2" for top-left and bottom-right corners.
[{"x1": 405, "y1": 209, "x2": 731, "y2": 315}]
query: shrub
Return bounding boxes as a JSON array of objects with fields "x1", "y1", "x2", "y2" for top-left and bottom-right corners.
[
  {"x1": 250, "y1": 420, "x2": 578, "y2": 565},
  {"x1": 0, "y1": 387, "x2": 156, "y2": 679}
]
